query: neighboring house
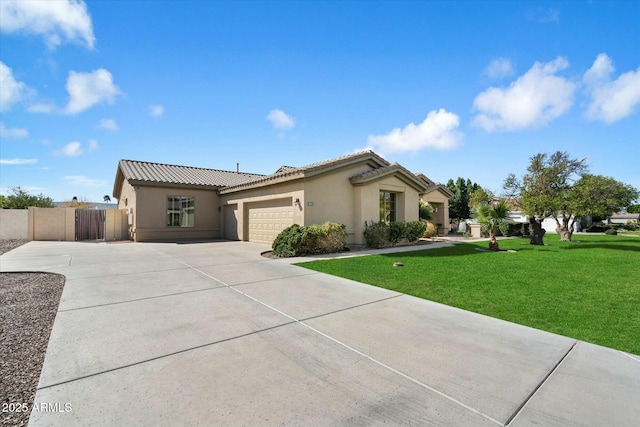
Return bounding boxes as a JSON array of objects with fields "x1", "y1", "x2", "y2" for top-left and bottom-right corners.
[
  {"x1": 608, "y1": 212, "x2": 639, "y2": 226},
  {"x1": 112, "y1": 151, "x2": 450, "y2": 245}
]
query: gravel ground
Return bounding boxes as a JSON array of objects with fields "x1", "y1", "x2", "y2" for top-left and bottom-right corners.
[{"x1": 1, "y1": 240, "x2": 65, "y2": 427}]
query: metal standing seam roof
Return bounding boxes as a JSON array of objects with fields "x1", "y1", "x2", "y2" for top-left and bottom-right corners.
[{"x1": 118, "y1": 160, "x2": 265, "y2": 188}]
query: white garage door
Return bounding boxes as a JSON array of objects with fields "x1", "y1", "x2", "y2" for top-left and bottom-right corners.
[{"x1": 247, "y1": 199, "x2": 294, "y2": 243}]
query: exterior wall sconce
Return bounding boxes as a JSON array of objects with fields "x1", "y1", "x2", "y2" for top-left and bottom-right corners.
[{"x1": 294, "y1": 198, "x2": 300, "y2": 206}]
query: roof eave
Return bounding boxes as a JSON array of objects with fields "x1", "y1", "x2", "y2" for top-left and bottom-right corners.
[{"x1": 351, "y1": 167, "x2": 428, "y2": 192}]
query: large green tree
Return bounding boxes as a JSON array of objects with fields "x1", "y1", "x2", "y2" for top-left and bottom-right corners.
[
  {"x1": 446, "y1": 177, "x2": 482, "y2": 227},
  {"x1": 504, "y1": 151, "x2": 638, "y2": 244},
  {"x1": 570, "y1": 174, "x2": 639, "y2": 222},
  {"x1": 0, "y1": 187, "x2": 54, "y2": 209}
]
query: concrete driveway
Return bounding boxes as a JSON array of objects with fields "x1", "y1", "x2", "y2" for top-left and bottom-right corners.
[{"x1": 1, "y1": 240, "x2": 638, "y2": 426}]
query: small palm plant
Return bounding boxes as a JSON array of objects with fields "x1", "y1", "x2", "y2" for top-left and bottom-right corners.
[{"x1": 474, "y1": 199, "x2": 510, "y2": 251}]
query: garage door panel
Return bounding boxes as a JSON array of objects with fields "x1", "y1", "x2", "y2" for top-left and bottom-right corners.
[{"x1": 247, "y1": 199, "x2": 294, "y2": 243}]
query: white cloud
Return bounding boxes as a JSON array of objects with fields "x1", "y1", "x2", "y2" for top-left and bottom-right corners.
[
  {"x1": 64, "y1": 175, "x2": 107, "y2": 187},
  {"x1": 98, "y1": 118, "x2": 119, "y2": 131},
  {"x1": 64, "y1": 69, "x2": 121, "y2": 114},
  {"x1": 0, "y1": 122, "x2": 28, "y2": 139},
  {"x1": 26, "y1": 102, "x2": 56, "y2": 113},
  {"x1": 583, "y1": 53, "x2": 640, "y2": 124},
  {"x1": 485, "y1": 58, "x2": 514, "y2": 78},
  {"x1": 0, "y1": 0, "x2": 95, "y2": 49},
  {"x1": 0, "y1": 61, "x2": 33, "y2": 112},
  {"x1": 472, "y1": 57, "x2": 575, "y2": 131},
  {"x1": 366, "y1": 109, "x2": 463, "y2": 154},
  {"x1": 149, "y1": 104, "x2": 164, "y2": 117},
  {"x1": 0, "y1": 158, "x2": 38, "y2": 165},
  {"x1": 88, "y1": 138, "x2": 99, "y2": 150},
  {"x1": 267, "y1": 109, "x2": 295, "y2": 130},
  {"x1": 56, "y1": 141, "x2": 83, "y2": 156}
]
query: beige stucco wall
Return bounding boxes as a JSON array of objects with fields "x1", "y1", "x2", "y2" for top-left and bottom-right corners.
[
  {"x1": 105, "y1": 209, "x2": 129, "y2": 241},
  {"x1": 0, "y1": 209, "x2": 29, "y2": 239},
  {"x1": 220, "y1": 181, "x2": 305, "y2": 242},
  {"x1": 28, "y1": 207, "x2": 76, "y2": 241},
  {"x1": 302, "y1": 163, "x2": 375, "y2": 243},
  {"x1": 421, "y1": 190, "x2": 450, "y2": 234},
  {"x1": 351, "y1": 176, "x2": 421, "y2": 244},
  {"x1": 126, "y1": 185, "x2": 220, "y2": 242},
  {"x1": 221, "y1": 164, "x2": 423, "y2": 245}
]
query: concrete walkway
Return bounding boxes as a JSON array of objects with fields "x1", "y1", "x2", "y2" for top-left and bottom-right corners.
[{"x1": 1, "y1": 240, "x2": 638, "y2": 426}]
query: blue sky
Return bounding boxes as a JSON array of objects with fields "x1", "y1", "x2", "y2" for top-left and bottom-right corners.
[{"x1": 1, "y1": 0, "x2": 639, "y2": 203}]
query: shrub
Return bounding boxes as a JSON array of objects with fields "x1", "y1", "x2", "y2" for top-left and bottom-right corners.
[
  {"x1": 272, "y1": 224, "x2": 308, "y2": 257},
  {"x1": 273, "y1": 222, "x2": 347, "y2": 257},
  {"x1": 623, "y1": 219, "x2": 639, "y2": 231},
  {"x1": 605, "y1": 228, "x2": 618, "y2": 235},
  {"x1": 498, "y1": 222, "x2": 524, "y2": 237},
  {"x1": 422, "y1": 221, "x2": 437, "y2": 238},
  {"x1": 364, "y1": 221, "x2": 390, "y2": 249},
  {"x1": 405, "y1": 221, "x2": 427, "y2": 243},
  {"x1": 364, "y1": 221, "x2": 429, "y2": 248},
  {"x1": 305, "y1": 222, "x2": 347, "y2": 254},
  {"x1": 523, "y1": 223, "x2": 531, "y2": 236},
  {"x1": 389, "y1": 221, "x2": 407, "y2": 246}
]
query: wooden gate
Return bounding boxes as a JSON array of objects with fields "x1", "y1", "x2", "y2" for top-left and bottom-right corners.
[{"x1": 76, "y1": 209, "x2": 106, "y2": 241}]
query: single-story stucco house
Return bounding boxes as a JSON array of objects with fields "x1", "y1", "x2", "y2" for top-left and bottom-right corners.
[{"x1": 112, "y1": 150, "x2": 452, "y2": 245}]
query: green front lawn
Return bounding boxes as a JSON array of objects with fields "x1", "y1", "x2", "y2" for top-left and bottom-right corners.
[{"x1": 297, "y1": 234, "x2": 640, "y2": 355}]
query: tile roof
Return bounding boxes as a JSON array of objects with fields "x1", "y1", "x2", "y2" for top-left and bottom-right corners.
[
  {"x1": 118, "y1": 160, "x2": 265, "y2": 188},
  {"x1": 350, "y1": 163, "x2": 428, "y2": 192},
  {"x1": 219, "y1": 150, "x2": 389, "y2": 193}
]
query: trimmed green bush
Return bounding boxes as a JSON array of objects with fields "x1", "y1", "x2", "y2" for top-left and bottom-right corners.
[
  {"x1": 389, "y1": 222, "x2": 407, "y2": 246},
  {"x1": 305, "y1": 222, "x2": 347, "y2": 254},
  {"x1": 364, "y1": 221, "x2": 390, "y2": 249},
  {"x1": 498, "y1": 222, "x2": 526, "y2": 237},
  {"x1": 605, "y1": 228, "x2": 618, "y2": 235},
  {"x1": 364, "y1": 220, "x2": 428, "y2": 248},
  {"x1": 272, "y1": 224, "x2": 308, "y2": 257},
  {"x1": 272, "y1": 222, "x2": 347, "y2": 257},
  {"x1": 405, "y1": 221, "x2": 427, "y2": 243}
]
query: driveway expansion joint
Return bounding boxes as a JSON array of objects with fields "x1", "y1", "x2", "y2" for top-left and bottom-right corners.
[
  {"x1": 504, "y1": 340, "x2": 578, "y2": 426},
  {"x1": 183, "y1": 258, "x2": 505, "y2": 426},
  {"x1": 36, "y1": 321, "x2": 297, "y2": 391},
  {"x1": 57, "y1": 284, "x2": 229, "y2": 312}
]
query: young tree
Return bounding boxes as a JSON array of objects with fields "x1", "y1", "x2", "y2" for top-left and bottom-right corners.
[
  {"x1": 474, "y1": 199, "x2": 510, "y2": 251},
  {"x1": 504, "y1": 152, "x2": 587, "y2": 244},
  {"x1": 0, "y1": 187, "x2": 54, "y2": 209},
  {"x1": 468, "y1": 187, "x2": 493, "y2": 210}
]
